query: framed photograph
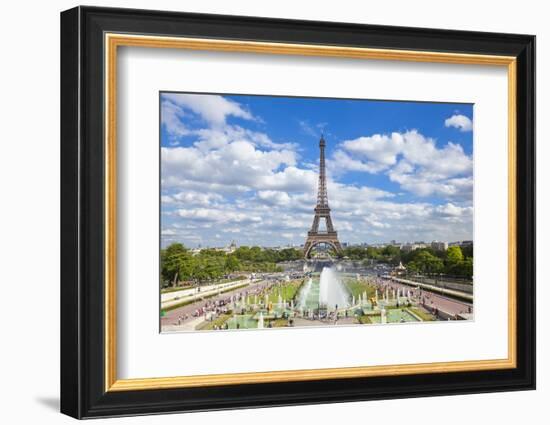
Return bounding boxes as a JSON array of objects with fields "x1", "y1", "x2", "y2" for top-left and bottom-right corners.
[{"x1": 60, "y1": 6, "x2": 535, "y2": 419}]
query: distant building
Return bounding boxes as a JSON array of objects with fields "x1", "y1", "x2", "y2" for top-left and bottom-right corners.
[
  {"x1": 192, "y1": 240, "x2": 238, "y2": 255},
  {"x1": 214, "y1": 240, "x2": 238, "y2": 254},
  {"x1": 448, "y1": 240, "x2": 473, "y2": 248},
  {"x1": 431, "y1": 240, "x2": 448, "y2": 251},
  {"x1": 401, "y1": 243, "x2": 419, "y2": 252}
]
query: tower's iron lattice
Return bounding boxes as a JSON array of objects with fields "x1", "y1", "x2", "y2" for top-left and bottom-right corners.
[{"x1": 303, "y1": 136, "x2": 343, "y2": 258}]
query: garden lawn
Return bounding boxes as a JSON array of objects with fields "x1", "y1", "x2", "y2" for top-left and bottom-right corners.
[
  {"x1": 345, "y1": 279, "x2": 376, "y2": 300},
  {"x1": 267, "y1": 280, "x2": 303, "y2": 303},
  {"x1": 408, "y1": 306, "x2": 437, "y2": 321}
]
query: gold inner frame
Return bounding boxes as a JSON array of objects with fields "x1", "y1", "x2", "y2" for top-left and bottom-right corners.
[{"x1": 104, "y1": 33, "x2": 517, "y2": 392}]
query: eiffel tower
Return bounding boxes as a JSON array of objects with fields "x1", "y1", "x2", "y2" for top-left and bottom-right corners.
[{"x1": 303, "y1": 135, "x2": 343, "y2": 258}]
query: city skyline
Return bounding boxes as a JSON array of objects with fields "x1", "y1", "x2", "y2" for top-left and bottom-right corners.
[
  {"x1": 178, "y1": 238, "x2": 471, "y2": 252},
  {"x1": 161, "y1": 92, "x2": 474, "y2": 248}
]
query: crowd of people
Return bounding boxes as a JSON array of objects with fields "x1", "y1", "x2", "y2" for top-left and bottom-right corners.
[
  {"x1": 369, "y1": 276, "x2": 473, "y2": 319},
  {"x1": 172, "y1": 280, "x2": 280, "y2": 326}
]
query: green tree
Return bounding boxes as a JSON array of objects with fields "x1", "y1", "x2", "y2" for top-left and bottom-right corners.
[
  {"x1": 445, "y1": 246, "x2": 465, "y2": 275},
  {"x1": 161, "y1": 243, "x2": 193, "y2": 286},
  {"x1": 381, "y1": 245, "x2": 400, "y2": 257},
  {"x1": 343, "y1": 246, "x2": 368, "y2": 260},
  {"x1": 249, "y1": 246, "x2": 263, "y2": 262},
  {"x1": 278, "y1": 248, "x2": 304, "y2": 261},
  {"x1": 454, "y1": 257, "x2": 473, "y2": 278},
  {"x1": 225, "y1": 255, "x2": 241, "y2": 272},
  {"x1": 406, "y1": 261, "x2": 420, "y2": 274},
  {"x1": 234, "y1": 246, "x2": 252, "y2": 261},
  {"x1": 446, "y1": 246, "x2": 464, "y2": 263},
  {"x1": 408, "y1": 250, "x2": 444, "y2": 275},
  {"x1": 366, "y1": 247, "x2": 381, "y2": 259}
]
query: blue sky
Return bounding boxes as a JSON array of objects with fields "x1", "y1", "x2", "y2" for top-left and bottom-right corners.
[{"x1": 160, "y1": 92, "x2": 473, "y2": 248}]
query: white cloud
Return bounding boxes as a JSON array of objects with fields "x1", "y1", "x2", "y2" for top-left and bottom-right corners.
[
  {"x1": 194, "y1": 125, "x2": 296, "y2": 152},
  {"x1": 161, "y1": 142, "x2": 298, "y2": 192},
  {"x1": 387, "y1": 161, "x2": 473, "y2": 199},
  {"x1": 434, "y1": 203, "x2": 473, "y2": 218},
  {"x1": 445, "y1": 114, "x2": 473, "y2": 132},
  {"x1": 162, "y1": 93, "x2": 295, "y2": 150},
  {"x1": 161, "y1": 100, "x2": 190, "y2": 138},
  {"x1": 162, "y1": 93, "x2": 256, "y2": 126},
  {"x1": 329, "y1": 181, "x2": 394, "y2": 206},
  {"x1": 334, "y1": 130, "x2": 472, "y2": 200},
  {"x1": 176, "y1": 208, "x2": 262, "y2": 224},
  {"x1": 162, "y1": 191, "x2": 223, "y2": 207},
  {"x1": 340, "y1": 132, "x2": 404, "y2": 166},
  {"x1": 257, "y1": 190, "x2": 291, "y2": 206},
  {"x1": 329, "y1": 150, "x2": 388, "y2": 174},
  {"x1": 259, "y1": 166, "x2": 316, "y2": 193},
  {"x1": 338, "y1": 130, "x2": 471, "y2": 177}
]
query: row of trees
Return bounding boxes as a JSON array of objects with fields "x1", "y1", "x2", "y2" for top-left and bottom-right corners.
[
  {"x1": 405, "y1": 247, "x2": 473, "y2": 278},
  {"x1": 231, "y1": 246, "x2": 303, "y2": 263},
  {"x1": 161, "y1": 243, "x2": 303, "y2": 287},
  {"x1": 342, "y1": 245, "x2": 401, "y2": 261},
  {"x1": 342, "y1": 245, "x2": 473, "y2": 279}
]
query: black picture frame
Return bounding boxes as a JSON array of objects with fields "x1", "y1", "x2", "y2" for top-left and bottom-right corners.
[{"x1": 61, "y1": 5, "x2": 536, "y2": 419}]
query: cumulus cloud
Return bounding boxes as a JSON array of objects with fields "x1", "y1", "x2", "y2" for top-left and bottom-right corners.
[
  {"x1": 333, "y1": 130, "x2": 472, "y2": 200},
  {"x1": 329, "y1": 150, "x2": 388, "y2": 174},
  {"x1": 257, "y1": 190, "x2": 292, "y2": 206},
  {"x1": 340, "y1": 132, "x2": 404, "y2": 166},
  {"x1": 161, "y1": 142, "x2": 299, "y2": 192},
  {"x1": 338, "y1": 130, "x2": 471, "y2": 177},
  {"x1": 162, "y1": 93, "x2": 255, "y2": 126},
  {"x1": 434, "y1": 203, "x2": 473, "y2": 217},
  {"x1": 161, "y1": 100, "x2": 190, "y2": 138},
  {"x1": 445, "y1": 114, "x2": 473, "y2": 132},
  {"x1": 161, "y1": 191, "x2": 223, "y2": 207},
  {"x1": 176, "y1": 208, "x2": 262, "y2": 224},
  {"x1": 194, "y1": 125, "x2": 296, "y2": 152}
]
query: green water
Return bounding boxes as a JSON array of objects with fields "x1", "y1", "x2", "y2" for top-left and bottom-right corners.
[
  {"x1": 225, "y1": 314, "x2": 258, "y2": 329},
  {"x1": 370, "y1": 309, "x2": 419, "y2": 324}
]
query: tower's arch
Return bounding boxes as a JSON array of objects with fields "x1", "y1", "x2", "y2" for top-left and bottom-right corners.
[{"x1": 304, "y1": 240, "x2": 340, "y2": 259}]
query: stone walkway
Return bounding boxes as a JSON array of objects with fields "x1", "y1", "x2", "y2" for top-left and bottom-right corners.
[
  {"x1": 161, "y1": 279, "x2": 251, "y2": 303},
  {"x1": 161, "y1": 279, "x2": 252, "y2": 310},
  {"x1": 162, "y1": 316, "x2": 205, "y2": 333}
]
